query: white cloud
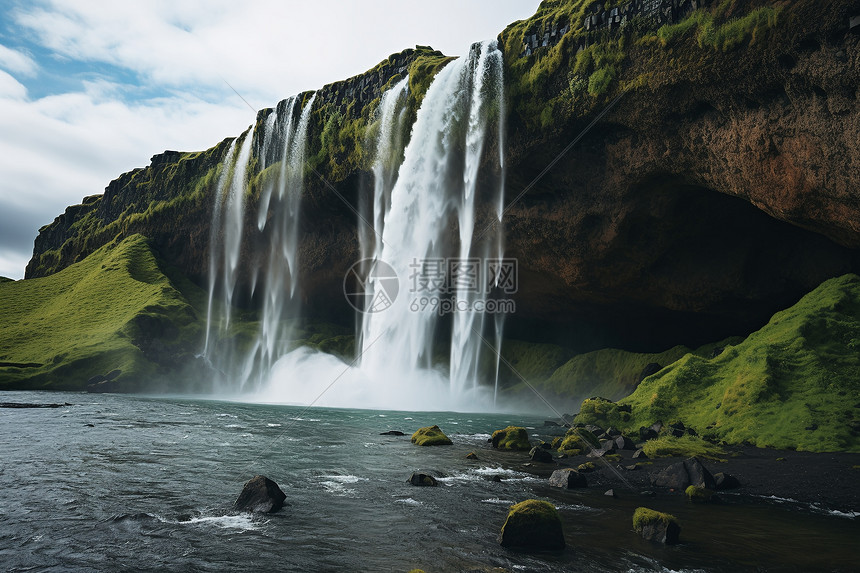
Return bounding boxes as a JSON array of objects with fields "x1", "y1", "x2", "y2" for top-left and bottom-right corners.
[
  {"x1": 0, "y1": 69, "x2": 28, "y2": 99},
  {"x1": 0, "y1": 43, "x2": 38, "y2": 76},
  {"x1": 0, "y1": 0, "x2": 541, "y2": 279}
]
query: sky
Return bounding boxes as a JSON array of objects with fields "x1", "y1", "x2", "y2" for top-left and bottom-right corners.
[{"x1": 0, "y1": 0, "x2": 541, "y2": 279}]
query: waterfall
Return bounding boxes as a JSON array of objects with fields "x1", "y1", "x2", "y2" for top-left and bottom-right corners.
[
  {"x1": 357, "y1": 40, "x2": 507, "y2": 406},
  {"x1": 203, "y1": 94, "x2": 317, "y2": 390}
]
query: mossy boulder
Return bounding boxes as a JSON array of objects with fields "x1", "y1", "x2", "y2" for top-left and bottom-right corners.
[
  {"x1": 685, "y1": 485, "x2": 718, "y2": 503},
  {"x1": 408, "y1": 473, "x2": 438, "y2": 487},
  {"x1": 498, "y1": 500, "x2": 565, "y2": 550},
  {"x1": 558, "y1": 427, "x2": 600, "y2": 453},
  {"x1": 573, "y1": 397, "x2": 632, "y2": 428},
  {"x1": 411, "y1": 425, "x2": 452, "y2": 446},
  {"x1": 632, "y1": 507, "x2": 680, "y2": 545},
  {"x1": 491, "y1": 426, "x2": 531, "y2": 451}
]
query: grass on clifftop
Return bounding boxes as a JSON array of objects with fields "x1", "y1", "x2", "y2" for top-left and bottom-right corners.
[
  {"x1": 0, "y1": 234, "x2": 202, "y2": 391},
  {"x1": 573, "y1": 275, "x2": 860, "y2": 452}
]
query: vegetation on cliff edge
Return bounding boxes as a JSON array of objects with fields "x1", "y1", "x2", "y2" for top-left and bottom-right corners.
[
  {"x1": 0, "y1": 235, "x2": 204, "y2": 390},
  {"x1": 571, "y1": 274, "x2": 860, "y2": 452}
]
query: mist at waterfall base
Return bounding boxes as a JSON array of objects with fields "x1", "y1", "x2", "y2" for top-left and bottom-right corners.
[{"x1": 204, "y1": 41, "x2": 511, "y2": 412}]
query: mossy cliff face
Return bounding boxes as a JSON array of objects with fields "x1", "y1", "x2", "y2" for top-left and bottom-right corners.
[
  {"x1": 497, "y1": 0, "x2": 860, "y2": 349},
  {"x1": 24, "y1": 0, "x2": 860, "y2": 353}
]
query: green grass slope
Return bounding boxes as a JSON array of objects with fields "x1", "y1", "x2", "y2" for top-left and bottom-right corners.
[
  {"x1": 0, "y1": 234, "x2": 204, "y2": 391},
  {"x1": 614, "y1": 274, "x2": 860, "y2": 452}
]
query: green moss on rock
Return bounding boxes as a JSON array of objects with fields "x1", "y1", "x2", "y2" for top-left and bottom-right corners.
[
  {"x1": 411, "y1": 425, "x2": 453, "y2": 446},
  {"x1": 498, "y1": 499, "x2": 565, "y2": 550},
  {"x1": 492, "y1": 426, "x2": 532, "y2": 450},
  {"x1": 641, "y1": 435, "x2": 726, "y2": 461},
  {"x1": 685, "y1": 485, "x2": 717, "y2": 502},
  {"x1": 558, "y1": 427, "x2": 600, "y2": 453}
]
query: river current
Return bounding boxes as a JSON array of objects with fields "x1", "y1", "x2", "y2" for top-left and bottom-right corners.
[{"x1": 1, "y1": 391, "x2": 856, "y2": 572}]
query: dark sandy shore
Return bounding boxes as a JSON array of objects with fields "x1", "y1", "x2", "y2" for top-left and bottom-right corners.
[{"x1": 515, "y1": 445, "x2": 860, "y2": 514}]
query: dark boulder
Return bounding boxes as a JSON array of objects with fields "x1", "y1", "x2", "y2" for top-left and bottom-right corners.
[
  {"x1": 408, "y1": 473, "x2": 438, "y2": 487},
  {"x1": 498, "y1": 500, "x2": 565, "y2": 550},
  {"x1": 650, "y1": 457, "x2": 716, "y2": 490},
  {"x1": 466, "y1": 452, "x2": 478, "y2": 460},
  {"x1": 600, "y1": 439, "x2": 618, "y2": 452},
  {"x1": 380, "y1": 430, "x2": 406, "y2": 436},
  {"x1": 606, "y1": 427, "x2": 621, "y2": 437},
  {"x1": 549, "y1": 468, "x2": 588, "y2": 489},
  {"x1": 529, "y1": 446, "x2": 554, "y2": 463},
  {"x1": 668, "y1": 421, "x2": 686, "y2": 438},
  {"x1": 714, "y1": 472, "x2": 741, "y2": 490},
  {"x1": 639, "y1": 426, "x2": 658, "y2": 441},
  {"x1": 632, "y1": 449, "x2": 648, "y2": 459},
  {"x1": 233, "y1": 475, "x2": 286, "y2": 513},
  {"x1": 86, "y1": 374, "x2": 107, "y2": 385}
]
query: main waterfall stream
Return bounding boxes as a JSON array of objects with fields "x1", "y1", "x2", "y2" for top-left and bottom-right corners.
[{"x1": 203, "y1": 42, "x2": 509, "y2": 412}]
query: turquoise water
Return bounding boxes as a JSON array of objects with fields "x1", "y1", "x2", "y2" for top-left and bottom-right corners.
[{"x1": 0, "y1": 391, "x2": 857, "y2": 572}]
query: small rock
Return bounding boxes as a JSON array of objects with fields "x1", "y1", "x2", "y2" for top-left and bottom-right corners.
[
  {"x1": 466, "y1": 452, "x2": 478, "y2": 460},
  {"x1": 380, "y1": 430, "x2": 406, "y2": 436},
  {"x1": 639, "y1": 426, "x2": 658, "y2": 442},
  {"x1": 498, "y1": 500, "x2": 565, "y2": 550},
  {"x1": 615, "y1": 435, "x2": 636, "y2": 450},
  {"x1": 633, "y1": 507, "x2": 680, "y2": 545},
  {"x1": 85, "y1": 423, "x2": 95, "y2": 427},
  {"x1": 640, "y1": 490, "x2": 656, "y2": 497},
  {"x1": 600, "y1": 439, "x2": 618, "y2": 453},
  {"x1": 529, "y1": 446, "x2": 554, "y2": 463},
  {"x1": 233, "y1": 475, "x2": 286, "y2": 513},
  {"x1": 604, "y1": 489, "x2": 617, "y2": 498},
  {"x1": 408, "y1": 473, "x2": 438, "y2": 487},
  {"x1": 624, "y1": 464, "x2": 639, "y2": 471},
  {"x1": 632, "y1": 449, "x2": 648, "y2": 459},
  {"x1": 548, "y1": 468, "x2": 588, "y2": 489}
]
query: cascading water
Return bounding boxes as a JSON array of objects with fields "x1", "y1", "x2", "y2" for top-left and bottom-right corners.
[
  {"x1": 207, "y1": 41, "x2": 507, "y2": 411},
  {"x1": 203, "y1": 94, "x2": 316, "y2": 390},
  {"x1": 354, "y1": 39, "x2": 507, "y2": 409}
]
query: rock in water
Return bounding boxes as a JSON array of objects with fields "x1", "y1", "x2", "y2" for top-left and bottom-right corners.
[
  {"x1": 548, "y1": 468, "x2": 588, "y2": 489},
  {"x1": 410, "y1": 425, "x2": 452, "y2": 446},
  {"x1": 633, "y1": 507, "x2": 680, "y2": 545},
  {"x1": 498, "y1": 500, "x2": 565, "y2": 550},
  {"x1": 380, "y1": 430, "x2": 406, "y2": 436},
  {"x1": 465, "y1": 452, "x2": 478, "y2": 460},
  {"x1": 491, "y1": 426, "x2": 531, "y2": 450},
  {"x1": 529, "y1": 446, "x2": 554, "y2": 463},
  {"x1": 233, "y1": 475, "x2": 286, "y2": 513},
  {"x1": 408, "y1": 473, "x2": 438, "y2": 486},
  {"x1": 650, "y1": 456, "x2": 716, "y2": 490}
]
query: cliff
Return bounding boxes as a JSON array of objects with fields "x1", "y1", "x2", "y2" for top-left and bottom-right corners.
[{"x1": 22, "y1": 0, "x2": 860, "y2": 354}]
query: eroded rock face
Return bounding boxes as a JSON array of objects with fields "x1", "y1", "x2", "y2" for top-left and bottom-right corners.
[{"x1": 24, "y1": 2, "x2": 860, "y2": 356}]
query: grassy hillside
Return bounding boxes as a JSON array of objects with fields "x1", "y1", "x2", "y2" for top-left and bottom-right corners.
[
  {"x1": 573, "y1": 274, "x2": 860, "y2": 452},
  {"x1": 0, "y1": 234, "x2": 205, "y2": 391}
]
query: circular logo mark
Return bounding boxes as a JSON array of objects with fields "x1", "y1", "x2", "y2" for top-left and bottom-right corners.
[{"x1": 343, "y1": 259, "x2": 399, "y2": 314}]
